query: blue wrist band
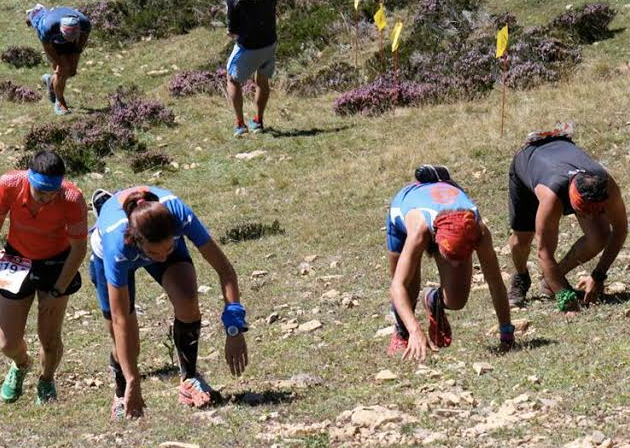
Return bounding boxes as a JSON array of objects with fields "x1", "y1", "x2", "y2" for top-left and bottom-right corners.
[
  {"x1": 27, "y1": 169, "x2": 63, "y2": 192},
  {"x1": 221, "y1": 302, "x2": 248, "y2": 332}
]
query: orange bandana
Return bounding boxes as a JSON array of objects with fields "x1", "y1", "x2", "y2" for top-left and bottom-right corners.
[
  {"x1": 569, "y1": 180, "x2": 607, "y2": 214},
  {"x1": 434, "y1": 211, "x2": 480, "y2": 261}
]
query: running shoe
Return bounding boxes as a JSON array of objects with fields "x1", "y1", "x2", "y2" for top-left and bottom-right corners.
[
  {"x1": 423, "y1": 288, "x2": 452, "y2": 348},
  {"x1": 178, "y1": 376, "x2": 220, "y2": 408},
  {"x1": 386, "y1": 332, "x2": 408, "y2": 356},
  {"x1": 36, "y1": 377, "x2": 57, "y2": 404},
  {"x1": 1, "y1": 361, "x2": 31, "y2": 403},
  {"x1": 41, "y1": 74, "x2": 56, "y2": 104},
  {"x1": 247, "y1": 118, "x2": 264, "y2": 134},
  {"x1": 110, "y1": 395, "x2": 125, "y2": 421},
  {"x1": 233, "y1": 125, "x2": 248, "y2": 138},
  {"x1": 508, "y1": 271, "x2": 531, "y2": 307},
  {"x1": 91, "y1": 188, "x2": 113, "y2": 218},
  {"x1": 54, "y1": 101, "x2": 71, "y2": 116}
]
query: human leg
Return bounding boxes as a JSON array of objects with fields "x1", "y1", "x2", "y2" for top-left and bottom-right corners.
[{"x1": 0, "y1": 294, "x2": 35, "y2": 402}]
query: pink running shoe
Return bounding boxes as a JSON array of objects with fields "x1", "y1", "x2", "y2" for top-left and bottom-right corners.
[
  {"x1": 178, "y1": 376, "x2": 220, "y2": 408},
  {"x1": 387, "y1": 332, "x2": 409, "y2": 356}
]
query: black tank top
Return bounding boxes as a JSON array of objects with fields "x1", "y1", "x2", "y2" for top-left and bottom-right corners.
[
  {"x1": 513, "y1": 139, "x2": 608, "y2": 215},
  {"x1": 227, "y1": 0, "x2": 277, "y2": 50}
]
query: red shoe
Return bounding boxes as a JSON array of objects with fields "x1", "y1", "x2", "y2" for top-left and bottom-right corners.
[
  {"x1": 423, "y1": 288, "x2": 452, "y2": 348},
  {"x1": 178, "y1": 376, "x2": 221, "y2": 408},
  {"x1": 387, "y1": 332, "x2": 409, "y2": 356}
]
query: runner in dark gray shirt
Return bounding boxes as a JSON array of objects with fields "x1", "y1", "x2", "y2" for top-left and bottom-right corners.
[
  {"x1": 226, "y1": 0, "x2": 278, "y2": 137},
  {"x1": 507, "y1": 127, "x2": 627, "y2": 311}
]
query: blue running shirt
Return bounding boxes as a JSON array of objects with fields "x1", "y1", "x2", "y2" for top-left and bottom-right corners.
[
  {"x1": 32, "y1": 7, "x2": 91, "y2": 44},
  {"x1": 92, "y1": 186, "x2": 211, "y2": 288},
  {"x1": 389, "y1": 182, "x2": 478, "y2": 236}
]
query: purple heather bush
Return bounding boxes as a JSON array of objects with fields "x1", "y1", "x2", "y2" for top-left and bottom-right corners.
[
  {"x1": 21, "y1": 87, "x2": 171, "y2": 173},
  {"x1": 1, "y1": 46, "x2": 43, "y2": 68},
  {"x1": 0, "y1": 81, "x2": 42, "y2": 103},
  {"x1": 551, "y1": 2, "x2": 616, "y2": 43},
  {"x1": 334, "y1": 77, "x2": 441, "y2": 116},
  {"x1": 109, "y1": 87, "x2": 175, "y2": 129},
  {"x1": 168, "y1": 68, "x2": 255, "y2": 97},
  {"x1": 130, "y1": 150, "x2": 172, "y2": 173},
  {"x1": 80, "y1": 1, "x2": 125, "y2": 34}
]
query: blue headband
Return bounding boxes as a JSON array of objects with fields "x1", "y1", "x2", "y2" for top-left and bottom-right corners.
[{"x1": 28, "y1": 169, "x2": 63, "y2": 192}]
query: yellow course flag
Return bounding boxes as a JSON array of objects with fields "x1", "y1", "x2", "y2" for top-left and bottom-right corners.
[
  {"x1": 354, "y1": 0, "x2": 360, "y2": 10},
  {"x1": 496, "y1": 25, "x2": 509, "y2": 58},
  {"x1": 374, "y1": 4, "x2": 386, "y2": 31},
  {"x1": 391, "y1": 20, "x2": 403, "y2": 52}
]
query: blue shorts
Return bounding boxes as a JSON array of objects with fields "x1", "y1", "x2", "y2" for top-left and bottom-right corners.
[
  {"x1": 386, "y1": 209, "x2": 406, "y2": 253},
  {"x1": 227, "y1": 41, "x2": 277, "y2": 84},
  {"x1": 89, "y1": 238, "x2": 193, "y2": 319}
]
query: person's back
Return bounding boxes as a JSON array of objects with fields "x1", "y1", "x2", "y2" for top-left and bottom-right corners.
[
  {"x1": 34, "y1": 7, "x2": 91, "y2": 44},
  {"x1": 227, "y1": 0, "x2": 277, "y2": 50},
  {"x1": 390, "y1": 182, "x2": 478, "y2": 235},
  {"x1": 514, "y1": 138, "x2": 607, "y2": 214}
]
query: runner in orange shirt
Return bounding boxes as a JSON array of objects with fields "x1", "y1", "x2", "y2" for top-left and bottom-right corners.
[{"x1": 0, "y1": 151, "x2": 88, "y2": 404}]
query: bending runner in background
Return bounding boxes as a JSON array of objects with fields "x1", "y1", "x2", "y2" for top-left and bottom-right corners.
[
  {"x1": 26, "y1": 3, "x2": 91, "y2": 115},
  {"x1": 0, "y1": 151, "x2": 88, "y2": 404},
  {"x1": 507, "y1": 124, "x2": 627, "y2": 311},
  {"x1": 387, "y1": 165, "x2": 513, "y2": 362},
  {"x1": 226, "y1": 0, "x2": 278, "y2": 137},
  {"x1": 90, "y1": 186, "x2": 248, "y2": 420}
]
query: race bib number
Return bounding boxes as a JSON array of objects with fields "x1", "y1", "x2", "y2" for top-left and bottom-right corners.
[{"x1": 0, "y1": 254, "x2": 32, "y2": 294}]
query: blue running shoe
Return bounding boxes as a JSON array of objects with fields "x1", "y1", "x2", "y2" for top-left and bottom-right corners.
[
  {"x1": 247, "y1": 118, "x2": 264, "y2": 134},
  {"x1": 54, "y1": 102, "x2": 71, "y2": 116},
  {"x1": 42, "y1": 74, "x2": 56, "y2": 104},
  {"x1": 234, "y1": 124, "x2": 248, "y2": 138}
]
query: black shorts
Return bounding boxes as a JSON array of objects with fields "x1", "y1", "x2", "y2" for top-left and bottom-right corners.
[
  {"x1": 508, "y1": 158, "x2": 539, "y2": 232},
  {"x1": 0, "y1": 244, "x2": 82, "y2": 300},
  {"x1": 52, "y1": 42, "x2": 81, "y2": 55}
]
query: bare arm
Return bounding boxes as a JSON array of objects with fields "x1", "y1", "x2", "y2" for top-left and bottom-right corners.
[
  {"x1": 53, "y1": 238, "x2": 87, "y2": 293},
  {"x1": 596, "y1": 177, "x2": 628, "y2": 274},
  {"x1": 535, "y1": 185, "x2": 571, "y2": 294},
  {"x1": 476, "y1": 222, "x2": 511, "y2": 326},
  {"x1": 390, "y1": 221, "x2": 428, "y2": 337},
  {"x1": 198, "y1": 239, "x2": 240, "y2": 304},
  {"x1": 109, "y1": 285, "x2": 140, "y2": 384}
]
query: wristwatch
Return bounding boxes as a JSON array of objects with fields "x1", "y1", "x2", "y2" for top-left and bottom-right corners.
[
  {"x1": 226, "y1": 325, "x2": 240, "y2": 337},
  {"x1": 50, "y1": 287, "x2": 63, "y2": 298},
  {"x1": 591, "y1": 270, "x2": 608, "y2": 283}
]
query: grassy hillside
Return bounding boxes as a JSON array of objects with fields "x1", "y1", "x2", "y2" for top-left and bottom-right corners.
[{"x1": 1, "y1": 1, "x2": 630, "y2": 447}]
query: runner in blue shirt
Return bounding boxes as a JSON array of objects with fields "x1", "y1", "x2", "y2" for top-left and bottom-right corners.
[
  {"x1": 26, "y1": 4, "x2": 91, "y2": 115},
  {"x1": 89, "y1": 186, "x2": 248, "y2": 420},
  {"x1": 386, "y1": 165, "x2": 513, "y2": 362}
]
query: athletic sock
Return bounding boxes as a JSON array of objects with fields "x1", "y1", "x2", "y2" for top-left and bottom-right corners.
[
  {"x1": 426, "y1": 287, "x2": 450, "y2": 311},
  {"x1": 173, "y1": 319, "x2": 201, "y2": 380},
  {"x1": 109, "y1": 353, "x2": 126, "y2": 399},
  {"x1": 236, "y1": 119, "x2": 245, "y2": 127},
  {"x1": 253, "y1": 115, "x2": 263, "y2": 125}
]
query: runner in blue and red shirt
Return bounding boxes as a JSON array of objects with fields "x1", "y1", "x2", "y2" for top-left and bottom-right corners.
[
  {"x1": 26, "y1": 4, "x2": 91, "y2": 115},
  {"x1": 90, "y1": 186, "x2": 248, "y2": 420},
  {"x1": 386, "y1": 165, "x2": 513, "y2": 361}
]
